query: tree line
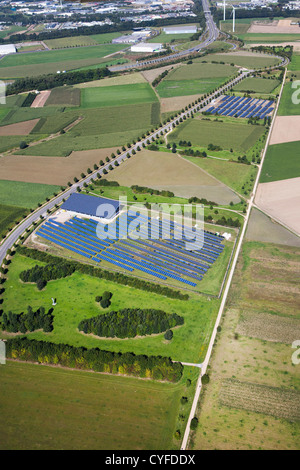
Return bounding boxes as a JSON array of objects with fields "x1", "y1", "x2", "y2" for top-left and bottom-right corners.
[
  {"x1": 19, "y1": 262, "x2": 76, "y2": 290},
  {"x1": 1, "y1": 306, "x2": 53, "y2": 334},
  {"x1": 17, "y1": 246, "x2": 189, "y2": 301},
  {"x1": 7, "y1": 66, "x2": 112, "y2": 95},
  {"x1": 131, "y1": 185, "x2": 174, "y2": 198},
  {"x1": 78, "y1": 308, "x2": 184, "y2": 339},
  {"x1": 5, "y1": 337, "x2": 183, "y2": 382}
]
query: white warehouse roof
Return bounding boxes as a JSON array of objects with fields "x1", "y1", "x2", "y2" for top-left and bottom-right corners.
[
  {"x1": 163, "y1": 25, "x2": 197, "y2": 34},
  {"x1": 0, "y1": 44, "x2": 16, "y2": 55},
  {"x1": 131, "y1": 42, "x2": 162, "y2": 53}
]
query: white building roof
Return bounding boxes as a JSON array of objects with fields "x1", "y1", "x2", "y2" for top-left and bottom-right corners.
[{"x1": 0, "y1": 44, "x2": 16, "y2": 55}]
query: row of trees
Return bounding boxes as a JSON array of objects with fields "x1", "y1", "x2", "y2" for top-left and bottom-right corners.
[
  {"x1": 1, "y1": 306, "x2": 53, "y2": 334},
  {"x1": 6, "y1": 337, "x2": 183, "y2": 383},
  {"x1": 78, "y1": 308, "x2": 184, "y2": 339},
  {"x1": 131, "y1": 185, "x2": 174, "y2": 198},
  {"x1": 7, "y1": 66, "x2": 112, "y2": 95},
  {"x1": 17, "y1": 246, "x2": 189, "y2": 301}
]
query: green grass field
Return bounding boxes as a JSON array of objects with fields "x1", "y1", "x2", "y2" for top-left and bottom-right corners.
[
  {"x1": 183, "y1": 155, "x2": 257, "y2": 195},
  {"x1": 0, "y1": 361, "x2": 194, "y2": 450},
  {"x1": 196, "y1": 53, "x2": 280, "y2": 69},
  {"x1": 0, "y1": 252, "x2": 221, "y2": 363},
  {"x1": 0, "y1": 180, "x2": 61, "y2": 208},
  {"x1": 156, "y1": 77, "x2": 227, "y2": 98},
  {"x1": 44, "y1": 35, "x2": 99, "y2": 49},
  {"x1": 278, "y1": 80, "x2": 300, "y2": 116},
  {"x1": 80, "y1": 83, "x2": 158, "y2": 108},
  {"x1": 237, "y1": 33, "x2": 300, "y2": 43},
  {"x1": 288, "y1": 53, "x2": 300, "y2": 72},
  {"x1": 0, "y1": 44, "x2": 125, "y2": 78},
  {"x1": 166, "y1": 63, "x2": 236, "y2": 81},
  {"x1": 0, "y1": 203, "x2": 28, "y2": 238},
  {"x1": 169, "y1": 119, "x2": 266, "y2": 153},
  {"x1": 16, "y1": 102, "x2": 159, "y2": 156},
  {"x1": 260, "y1": 141, "x2": 300, "y2": 183},
  {"x1": 0, "y1": 135, "x2": 37, "y2": 153},
  {"x1": 232, "y1": 77, "x2": 280, "y2": 94}
]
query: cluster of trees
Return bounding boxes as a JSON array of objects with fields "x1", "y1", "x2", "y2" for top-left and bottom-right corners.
[
  {"x1": 250, "y1": 45, "x2": 293, "y2": 63},
  {"x1": 213, "y1": 216, "x2": 241, "y2": 228},
  {"x1": 208, "y1": 143, "x2": 222, "y2": 152},
  {"x1": 78, "y1": 308, "x2": 184, "y2": 339},
  {"x1": 21, "y1": 93, "x2": 37, "y2": 107},
  {"x1": 95, "y1": 291, "x2": 113, "y2": 309},
  {"x1": 19, "y1": 262, "x2": 76, "y2": 290},
  {"x1": 131, "y1": 185, "x2": 174, "y2": 198},
  {"x1": 180, "y1": 148, "x2": 207, "y2": 158},
  {"x1": 17, "y1": 247, "x2": 189, "y2": 301},
  {"x1": 5, "y1": 337, "x2": 183, "y2": 383},
  {"x1": 1, "y1": 306, "x2": 53, "y2": 334},
  {"x1": 7, "y1": 66, "x2": 112, "y2": 95}
]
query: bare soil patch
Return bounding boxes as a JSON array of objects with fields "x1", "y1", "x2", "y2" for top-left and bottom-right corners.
[
  {"x1": 248, "y1": 19, "x2": 300, "y2": 34},
  {"x1": 141, "y1": 64, "x2": 181, "y2": 84},
  {"x1": 270, "y1": 116, "x2": 300, "y2": 146},
  {"x1": 160, "y1": 94, "x2": 203, "y2": 113},
  {"x1": 0, "y1": 119, "x2": 39, "y2": 136},
  {"x1": 255, "y1": 178, "x2": 300, "y2": 236},
  {"x1": 0, "y1": 147, "x2": 118, "y2": 186},
  {"x1": 31, "y1": 90, "x2": 51, "y2": 108}
]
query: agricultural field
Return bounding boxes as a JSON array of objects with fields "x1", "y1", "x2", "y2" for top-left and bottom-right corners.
[
  {"x1": 0, "y1": 361, "x2": 196, "y2": 450},
  {"x1": 0, "y1": 180, "x2": 61, "y2": 208},
  {"x1": 0, "y1": 204, "x2": 28, "y2": 239},
  {"x1": 0, "y1": 44, "x2": 126, "y2": 79},
  {"x1": 44, "y1": 35, "x2": 100, "y2": 49},
  {"x1": 288, "y1": 52, "x2": 300, "y2": 72},
  {"x1": 155, "y1": 62, "x2": 236, "y2": 98},
  {"x1": 232, "y1": 77, "x2": 280, "y2": 94},
  {"x1": 44, "y1": 87, "x2": 81, "y2": 107},
  {"x1": 260, "y1": 140, "x2": 300, "y2": 183},
  {"x1": 278, "y1": 80, "x2": 300, "y2": 116},
  {"x1": 196, "y1": 52, "x2": 280, "y2": 69},
  {"x1": 13, "y1": 102, "x2": 159, "y2": 156},
  {"x1": 80, "y1": 83, "x2": 158, "y2": 108},
  {"x1": 191, "y1": 241, "x2": 300, "y2": 450},
  {"x1": 149, "y1": 31, "x2": 195, "y2": 44},
  {"x1": 102, "y1": 148, "x2": 240, "y2": 205},
  {"x1": 168, "y1": 118, "x2": 266, "y2": 154}
]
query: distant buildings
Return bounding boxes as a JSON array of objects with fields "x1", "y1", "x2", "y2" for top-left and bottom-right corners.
[
  {"x1": 163, "y1": 24, "x2": 197, "y2": 34},
  {"x1": 0, "y1": 44, "x2": 17, "y2": 55},
  {"x1": 112, "y1": 29, "x2": 152, "y2": 44},
  {"x1": 131, "y1": 42, "x2": 163, "y2": 52}
]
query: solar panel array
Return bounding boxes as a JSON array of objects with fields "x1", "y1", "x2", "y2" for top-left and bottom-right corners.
[
  {"x1": 36, "y1": 212, "x2": 225, "y2": 288},
  {"x1": 206, "y1": 95, "x2": 274, "y2": 119}
]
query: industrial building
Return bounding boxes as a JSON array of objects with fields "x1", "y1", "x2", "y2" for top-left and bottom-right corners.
[
  {"x1": 163, "y1": 24, "x2": 197, "y2": 34},
  {"x1": 131, "y1": 42, "x2": 163, "y2": 53},
  {"x1": 0, "y1": 44, "x2": 16, "y2": 55},
  {"x1": 112, "y1": 30, "x2": 152, "y2": 44}
]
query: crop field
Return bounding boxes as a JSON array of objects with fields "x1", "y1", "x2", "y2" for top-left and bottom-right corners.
[
  {"x1": 191, "y1": 241, "x2": 300, "y2": 450},
  {"x1": 0, "y1": 44, "x2": 125, "y2": 78},
  {"x1": 15, "y1": 102, "x2": 159, "y2": 156},
  {"x1": 44, "y1": 35, "x2": 100, "y2": 49},
  {"x1": 74, "y1": 72, "x2": 146, "y2": 88},
  {"x1": 0, "y1": 135, "x2": 37, "y2": 153},
  {"x1": 0, "y1": 361, "x2": 191, "y2": 450},
  {"x1": 166, "y1": 63, "x2": 236, "y2": 81},
  {"x1": 0, "y1": 252, "x2": 222, "y2": 362},
  {"x1": 219, "y1": 379, "x2": 300, "y2": 421},
  {"x1": 0, "y1": 180, "x2": 61, "y2": 208},
  {"x1": 80, "y1": 83, "x2": 158, "y2": 108},
  {"x1": 278, "y1": 80, "x2": 300, "y2": 116},
  {"x1": 102, "y1": 148, "x2": 239, "y2": 205},
  {"x1": 149, "y1": 31, "x2": 195, "y2": 43},
  {"x1": 168, "y1": 119, "x2": 265, "y2": 153},
  {"x1": 196, "y1": 52, "x2": 280, "y2": 69},
  {"x1": 45, "y1": 87, "x2": 81, "y2": 107},
  {"x1": 156, "y1": 77, "x2": 227, "y2": 98},
  {"x1": 232, "y1": 77, "x2": 280, "y2": 94},
  {"x1": 237, "y1": 33, "x2": 300, "y2": 44},
  {"x1": 288, "y1": 53, "x2": 300, "y2": 71},
  {"x1": 260, "y1": 141, "x2": 300, "y2": 183},
  {"x1": 0, "y1": 203, "x2": 28, "y2": 238}
]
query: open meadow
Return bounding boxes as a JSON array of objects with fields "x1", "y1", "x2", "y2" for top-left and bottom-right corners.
[
  {"x1": 232, "y1": 77, "x2": 280, "y2": 94},
  {"x1": 0, "y1": 180, "x2": 61, "y2": 208},
  {"x1": 0, "y1": 361, "x2": 197, "y2": 450},
  {"x1": 260, "y1": 140, "x2": 300, "y2": 183},
  {"x1": 191, "y1": 241, "x2": 300, "y2": 450}
]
